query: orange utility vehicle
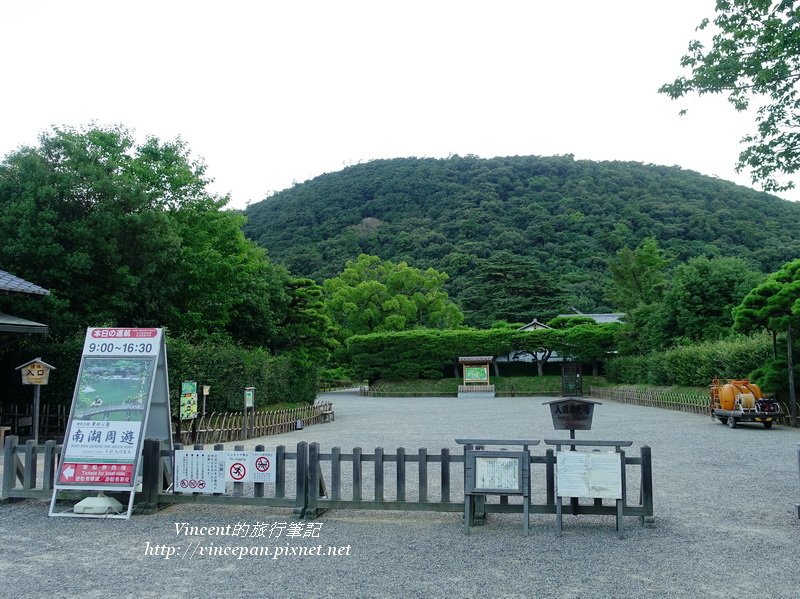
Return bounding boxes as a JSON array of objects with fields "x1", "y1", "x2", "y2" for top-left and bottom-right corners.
[{"x1": 709, "y1": 378, "x2": 783, "y2": 429}]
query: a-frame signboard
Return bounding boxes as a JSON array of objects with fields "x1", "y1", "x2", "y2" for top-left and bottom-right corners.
[{"x1": 49, "y1": 327, "x2": 173, "y2": 519}]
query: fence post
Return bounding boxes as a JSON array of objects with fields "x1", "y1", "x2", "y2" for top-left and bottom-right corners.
[
  {"x1": 353, "y1": 447, "x2": 363, "y2": 501},
  {"x1": 140, "y1": 439, "x2": 162, "y2": 513},
  {"x1": 331, "y1": 446, "x2": 341, "y2": 501},
  {"x1": 233, "y1": 444, "x2": 244, "y2": 497},
  {"x1": 22, "y1": 440, "x2": 36, "y2": 490},
  {"x1": 374, "y1": 447, "x2": 384, "y2": 503},
  {"x1": 440, "y1": 448, "x2": 450, "y2": 503},
  {"x1": 396, "y1": 447, "x2": 406, "y2": 502},
  {"x1": 545, "y1": 448, "x2": 555, "y2": 506},
  {"x1": 42, "y1": 440, "x2": 57, "y2": 492},
  {"x1": 275, "y1": 445, "x2": 286, "y2": 498},
  {"x1": 640, "y1": 445, "x2": 654, "y2": 524},
  {"x1": 254, "y1": 444, "x2": 265, "y2": 498},
  {"x1": 293, "y1": 442, "x2": 308, "y2": 518},
  {"x1": 306, "y1": 442, "x2": 322, "y2": 519},
  {"x1": 2, "y1": 435, "x2": 19, "y2": 500},
  {"x1": 418, "y1": 448, "x2": 428, "y2": 503}
]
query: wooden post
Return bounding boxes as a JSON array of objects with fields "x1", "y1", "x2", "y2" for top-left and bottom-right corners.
[
  {"x1": 418, "y1": 448, "x2": 428, "y2": 503},
  {"x1": 274, "y1": 445, "x2": 285, "y2": 498},
  {"x1": 42, "y1": 440, "x2": 56, "y2": 492},
  {"x1": 546, "y1": 449, "x2": 555, "y2": 506},
  {"x1": 213, "y1": 444, "x2": 225, "y2": 496},
  {"x1": 640, "y1": 445, "x2": 654, "y2": 524},
  {"x1": 331, "y1": 447, "x2": 341, "y2": 501},
  {"x1": 396, "y1": 447, "x2": 406, "y2": 502},
  {"x1": 232, "y1": 444, "x2": 245, "y2": 497},
  {"x1": 22, "y1": 439, "x2": 36, "y2": 490},
  {"x1": 307, "y1": 443, "x2": 320, "y2": 518},
  {"x1": 2, "y1": 435, "x2": 18, "y2": 499},
  {"x1": 352, "y1": 447, "x2": 363, "y2": 501},
  {"x1": 440, "y1": 448, "x2": 450, "y2": 503},
  {"x1": 374, "y1": 447, "x2": 384, "y2": 503},
  {"x1": 254, "y1": 444, "x2": 265, "y2": 498},
  {"x1": 140, "y1": 439, "x2": 161, "y2": 510},
  {"x1": 293, "y1": 442, "x2": 308, "y2": 518}
]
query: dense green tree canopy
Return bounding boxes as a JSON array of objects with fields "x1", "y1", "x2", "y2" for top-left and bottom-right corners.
[
  {"x1": 605, "y1": 238, "x2": 669, "y2": 311},
  {"x1": 661, "y1": 256, "x2": 763, "y2": 343},
  {"x1": 0, "y1": 126, "x2": 298, "y2": 349},
  {"x1": 734, "y1": 258, "x2": 800, "y2": 334},
  {"x1": 322, "y1": 254, "x2": 464, "y2": 338},
  {"x1": 243, "y1": 156, "x2": 799, "y2": 324},
  {"x1": 660, "y1": 0, "x2": 800, "y2": 191}
]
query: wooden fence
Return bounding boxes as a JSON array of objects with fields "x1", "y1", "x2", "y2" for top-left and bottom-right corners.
[
  {"x1": 3, "y1": 435, "x2": 655, "y2": 528},
  {"x1": 176, "y1": 402, "x2": 333, "y2": 444},
  {"x1": 0, "y1": 401, "x2": 332, "y2": 445},
  {"x1": 590, "y1": 386, "x2": 795, "y2": 423},
  {"x1": 0, "y1": 404, "x2": 68, "y2": 441},
  {"x1": 590, "y1": 386, "x2": 709, "y2": 415}
]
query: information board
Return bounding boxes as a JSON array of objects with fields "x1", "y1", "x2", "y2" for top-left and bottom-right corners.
[
  {"x1": 475, "y1": 456, "x2": 520, "y2": 492},
  {"x1": 464, "y1": 366, "x2": 489, "y2": 383},
  {"x1": 465, "y1": 450, "x2": 526, "y2": 495},
  {"x1": 174, "y1": 449, "x2": 276, "y2": 493},
  {"x1": 174, "y1": 450, "x2": 226, "y2": 494},
  {"x1": 556, "y1": 451, "x2": 622, "y2": 500},
  {"x1": 180, "y1": 381, "x2": 198, "y2": 419},
  {"x1": 50, "y1": 327, "x2": 173, "y2": 519}
]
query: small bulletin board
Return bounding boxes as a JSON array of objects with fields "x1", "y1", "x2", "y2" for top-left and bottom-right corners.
[{"x1": 464, "y1": 449, "x2": 530, "y2": 533}]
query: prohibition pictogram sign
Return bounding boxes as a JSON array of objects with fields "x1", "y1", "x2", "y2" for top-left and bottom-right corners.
[
  {"x1": 255, "y1": 456, "x2": 271, "y2": 472},
  {"x1": 180, "y1": 479, "x2": 188, "y2": 488},
  {"x1": 189, "y1": 480, "x2": 197, "y2": 488},
  {"x1": 229, "y1": 462, "x2": 246, "y2": 481},
  {"x1": 198, "y1": 480, "x2": 206, "y2": 489}
]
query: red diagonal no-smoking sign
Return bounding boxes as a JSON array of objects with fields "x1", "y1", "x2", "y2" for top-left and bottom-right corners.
[{"x1": 255, "y1": 456, "x2": 270, "y2": 472}]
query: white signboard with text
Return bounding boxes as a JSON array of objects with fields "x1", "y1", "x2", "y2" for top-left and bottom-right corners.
[
  {"x1": 50, "y1": 327, "x2": 172, "y2": 519},
  {"x1": 174, "y1": 450, "x2": 276, "y2": 494},
  {"x1": 557, "y1": 451, "x2": 622, "y2": 500}
]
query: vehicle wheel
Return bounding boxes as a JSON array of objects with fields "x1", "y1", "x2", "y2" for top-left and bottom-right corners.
[
  {"x1": 764, "y1": 421, "x2": 773, "y2": 429},
  {"x1": 718, "y1": 417, "x2": 727, "y2": 424},
  {"x1": 727, "y1": 415, "x2": 737, "y2": 428}
]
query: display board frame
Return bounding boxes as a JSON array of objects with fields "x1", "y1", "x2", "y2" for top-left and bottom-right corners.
[{"x1": 49, "y1": 327, "x2": 173, "y2": 519}]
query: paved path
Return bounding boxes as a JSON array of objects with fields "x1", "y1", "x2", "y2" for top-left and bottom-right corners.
[{"x1": 2, "y1": 391, "x2": 799, "y2": 599}]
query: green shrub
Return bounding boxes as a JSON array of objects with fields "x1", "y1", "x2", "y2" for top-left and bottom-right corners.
[{"x1": 606, "y1": 334, "x2": 773, "y2": 388}]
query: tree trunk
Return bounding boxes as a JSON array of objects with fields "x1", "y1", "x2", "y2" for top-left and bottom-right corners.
[
  {"x1": 592, "y1": 360, "x2": 599, "y2": 376},
  {"x1": 788, "y1": 324, "x2": 797, "y2": 427}
]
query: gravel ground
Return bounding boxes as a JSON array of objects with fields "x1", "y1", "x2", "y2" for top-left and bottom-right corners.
[{"x1": 2, "y1": 389, "x2": 799, "y2": 599}]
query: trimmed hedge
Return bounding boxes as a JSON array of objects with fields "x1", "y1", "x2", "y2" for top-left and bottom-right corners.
[
  {"x1": 0, "y1": 334, "x2": 317, "y2": 412},
  {"x1": 166, "y1": 339, "x2": 318, "y2": 411},
  {"x1": 345, "y1": 326, "x2": 617, "y2": 381},
  {"x1": 605, "y1": 334, "x2": 774, "y2": 387}
]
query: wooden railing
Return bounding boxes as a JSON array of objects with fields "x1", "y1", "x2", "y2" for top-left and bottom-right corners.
[
  {"x1": 3, "y1": 435, "x2": 655, "y2": 528},
  {"x1": 590, "y1": 386, "x2": 795, "y2": 424},
  {"x1": 177, "y1": 401, "x2": 333, "y2": 444},
  {"x1": 590, "y1": 386, "x2": 708, "y2": 414},
  {"x1": 0, "y1": 403, "x2": 68, "y2": 441}
]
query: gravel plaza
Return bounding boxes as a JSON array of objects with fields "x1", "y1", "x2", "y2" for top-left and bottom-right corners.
[{"x1": 1, "y1": 389, "x2": 799, "y2": 599}]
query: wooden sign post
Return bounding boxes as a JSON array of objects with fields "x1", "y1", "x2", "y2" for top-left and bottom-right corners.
[{"x1": 15, "y1": 358, "x2": 56, "y2": 444}]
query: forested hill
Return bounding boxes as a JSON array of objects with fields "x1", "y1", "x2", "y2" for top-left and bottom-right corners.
[{"x1": 243, "y1": 155, "x2": 800, "y2": 326}]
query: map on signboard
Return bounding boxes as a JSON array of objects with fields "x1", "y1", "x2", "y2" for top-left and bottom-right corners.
[
  {"x1": 475, "y1": 456, "x2": 520, "y2": 492},
  {"x1": 557, "y1": 451, "x2": 622, "y2": 499},
  {"x1": 464, "y1": 366, "x2": 489, "y2": 382}
]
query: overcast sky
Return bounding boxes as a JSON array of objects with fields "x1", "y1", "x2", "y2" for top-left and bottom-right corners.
[{"x1": 1, "y1": 0, "x2": 790, "y2": 210}]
